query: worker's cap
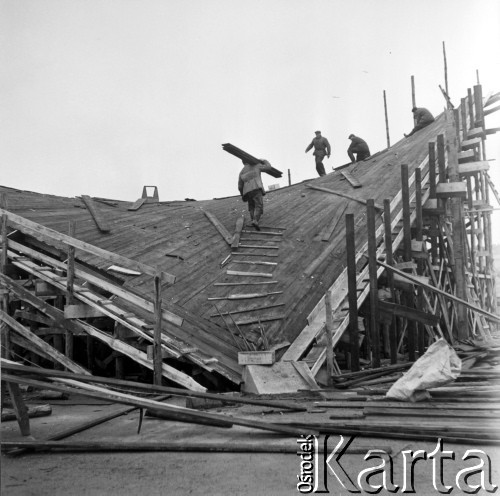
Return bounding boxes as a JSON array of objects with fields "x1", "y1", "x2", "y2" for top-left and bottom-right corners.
[
  {"x1": 411, "y1": 107, "x2": 417, "y2": 112},
  {"x1": 315, "y1": 130, "x2": 321, "y2": 134},
  {"x1": 348, "y1": 134, "x2": 355, "y2": 139}
]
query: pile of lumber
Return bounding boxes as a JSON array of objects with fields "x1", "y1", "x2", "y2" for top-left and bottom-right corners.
[{"x1": 1, "y1": 359, "x2": 314, "y2": 454}]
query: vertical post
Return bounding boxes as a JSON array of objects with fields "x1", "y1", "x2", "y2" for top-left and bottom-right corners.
[
  {"x1": 345, "y1": 213, "x2": 359, "y2": 371},
  {"x1": 446, "y1": 110, "x2": 468, "y2": 339},
  {"x1": 367, "y1": 199, "x2": 380, "y2": 368},
  {"x1": 153, "y1": 273, "x2": 163, "y2": 385},
  {"x1": 467, "y1": 88, "x2": 475, "y2": 131},
  {"x1": 411, "y1": 76, "x2": 416, "y2": 125},
  {"x1": 114, "y1": 323, "x2": 125, "y2": 379},
  {"x1": 65, "y1": 220, "x2": 76, "y2": 359},
  {"x1": 325, "y1": 290, "x2": 334, "y2": 385},
  {"x1": 428, "y1": 142, "x2": 438, "y2": 264},
  {"x1": 415, "y1": 168, "x2": 425, "y2": 354},
  {"x1": 442, "y1": 41, "x2": 449, "y2": 97},
  {"x1": 473, "y1": 84, "x2": 484, "y2": 129},
  {"x1": 401, "y1": 164, "x2": 416, "y2": 361},
  {"x1": 383, "y1": 90, "x2": 390, "y2": 148},
  {"x1": 1, "y1": 193, "x2": 11, "y2": 362},
  {"x1": 383, "y1": 199, "x2": 397, "y2": 364},
  {"x1": 476, "y1": 69, "x2": 480, "y2": 85},
  {"x1": 288, "y1": 169, "x2": 291, "y2": 187},
  {"x1": 460, "y1": 98, "x2": 468, "y2": 141},
  {"x1": 6, "y1": 382, "x2": 30, "y2": 436}
]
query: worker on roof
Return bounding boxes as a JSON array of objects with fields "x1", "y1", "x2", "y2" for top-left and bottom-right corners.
[
  {"x1": 305, "y1": 130, "x2": 331, "y2": 177},
  {"x1": 347, "y1": 134, "x2": 371, "y2": 163},
  {"x1": 404, "y1": 107, "x2": 435, "y2": 137},
  {"x1": 238, "y1": 159, "x2": 273, "y2": 230}
]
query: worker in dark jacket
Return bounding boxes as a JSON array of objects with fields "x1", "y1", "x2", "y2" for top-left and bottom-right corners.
[
  {"x1": 405, "y1": 107, "x2": 435, "y2": 137},
  {"x1": 238, "y1": 159, "x2": 273, "y2": 230},
  {"x1": 305, "y1": 130, "x2": 331, "y2": 177},
  {"x1": 347, "y1": 134, "x2": 370, "y2": 162}
]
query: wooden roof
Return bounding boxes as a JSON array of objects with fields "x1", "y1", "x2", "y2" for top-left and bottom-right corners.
[{"x1": 1, "y1": 114, "x2": 445, "y2": 383}]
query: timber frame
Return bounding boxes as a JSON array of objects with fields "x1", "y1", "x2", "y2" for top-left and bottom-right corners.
[{"x1": 282, "y1": 84, "x2": 499, "y2": 378}]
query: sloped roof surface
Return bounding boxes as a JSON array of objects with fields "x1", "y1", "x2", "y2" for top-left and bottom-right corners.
[{"x1": 1, "y1": 115, "x2": 444, "y2": 379}]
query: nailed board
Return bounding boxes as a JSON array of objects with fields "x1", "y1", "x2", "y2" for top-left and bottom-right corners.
[
  {"x1": 341, "y1": 171, "x2": 362, "y2": 188},
  {"x1": 242, "y1": 361, "x2": 316, "y2": 394}
]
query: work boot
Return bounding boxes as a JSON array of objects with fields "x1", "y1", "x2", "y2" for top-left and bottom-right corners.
[{"x1": 252, "y1": 219, "x2": 261, "y2": 231}]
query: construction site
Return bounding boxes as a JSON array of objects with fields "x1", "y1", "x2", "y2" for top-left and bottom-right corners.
[{"x1": 1, "y1": 71, "x2": 500, "y2": 493}]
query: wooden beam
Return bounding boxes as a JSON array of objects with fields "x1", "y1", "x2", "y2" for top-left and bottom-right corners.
[
  {"x1": 0, "y1": 275, "x2": 207, "y2": 391},
  {"x1": 378, "y1": 261, "x2": 500, "y2": 323},
  {"x1": 127, "y1": 198, "x2": 147, "y2": 211},
  {"x1": 341, "y1": 171, "x2": 362, "y2": 188},
  {"x1": 306, "y1": 184, "x2": 383, "y2": 210},
  {"x1": 0, "y1": 310, "x2": 89, "y2": 374},
  {"x1": 320, "y1": 204, "x2": 347, "y2": 242},
  {"x1": 366, "y1": 199, "x2": 380, "y2": 368},
  {"x1": 7, "y1": 239, "x2": 183, "y2": 327},
  {"x1": 378, "y1": 300, "x2": 440, "y2": 326},
  {"x1": 436, "y1": 182, "x2": 467, "y2": 199},
  {"x1": 64, "y1": 304, "x2": 106, "y2": 319},
  {"x1": 2, "y1": 373, "x2": 311, "y2": 437},
  {"x1": 458, "y1": 161, "x2": 490, "y2": 175},
  {"x1": 345, "y1": 213, "x2": 359, "y2": 372},
  {"x1": 81, "y1": 195, "x2": 111, "y2": 232},
  {"x1": 203, "y1": 210, "x2": 233, "y2": 245},
  {"x1": 0, "y1": 209, "x2": 175, "y2": 283}
]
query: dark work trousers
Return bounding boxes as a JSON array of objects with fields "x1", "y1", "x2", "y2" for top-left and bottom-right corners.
[
  {"x1": 408, "y1": 119, "x2": 434, "y2": 136},
  {"x1": 356, "y1": 150, "x2": 370, "y2": 161},
  {"x1": 315, "y1": 154, "x2": 326, "y2": 176},
  {"x1": 245, "y1": 189, "x2": 264, "y2": 221}
]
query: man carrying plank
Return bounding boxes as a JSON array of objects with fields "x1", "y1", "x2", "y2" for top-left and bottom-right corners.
[{"x1": 238, "y1": 158, "x2": 274, "y2": 230}]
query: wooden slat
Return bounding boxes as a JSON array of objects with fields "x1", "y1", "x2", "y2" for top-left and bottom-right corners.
[
  {"x1": 0, "y1": 310, "x2": 89, "y2": 375},
  {"x1": 127, "y1": 198, "x2": 147, "y2": 211},
  {"x1": 81, "y1": 195, "x2": 111, "y2": 232},
  {"x1": 341, "y1": 171, "x2": 362, "y2": 188},
  {"x1": 1, "y1": 208, "x2": 175, "y2": 283},
  {"x1": 203, "y1": 210, "x2": 233, "y2": 245}
]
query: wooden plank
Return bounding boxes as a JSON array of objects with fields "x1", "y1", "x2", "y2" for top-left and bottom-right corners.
[
  {"x1": 436, "y1": 182, "x2": 467, "y2": 199},
  {"x1": 226, "y1": 270, "x2": 273, "y2": 278},
  {"x1": 1, "y1": 361, "x2": 305, "y2": 411},
  {"x1": 8, "y1": 239, "x2": 183, "y2": 327},
  {"x1": 81, "y1": 195, "x2": 111, "y2": 232},
  {"x1": 460, "y1": 137, "x2": 482, "y2": 151},
  {"x1": 0, "y1": 275, "x2": 207, "y2": 390},
  {"x1": 378, "y1": 300, "x2": 440, "y2": 326},
  {"x1": 320, "y1": 204, "x2": 348, "y2": 242},
  {"x1": 379, "y1": 261, "x2": 500, "y2": 322},
  {"x1": 231, "y1": 315, "x2": 284, "y2": 326},
  {"x1": 241, "y1": 230, "x2": 283, "y2": 236},
  {"x1": 127, "y1": 198, "x2": 147, "y2": 211},
  {"x1": 0, "y1": 310, "x2": 89, "y2": 374},
  {"x1": 238, "y1": 244, "x2": 279, "y2": 250},
  {"x1": 238, "y1": 350, "x2": 275, "y2": 365},
  {"x1": 2, "y1": 374, "x2": 311, "y2": 437},
  {"x1": 346, "y1": 213, "x2": 359, "y2": 371},
  {"x1": 458, "y1": 149, "x2": 475, "y2": 164},
  {"x1": 208, "y1": 292, "x2": 282, "y2": 301},
  {"x1": 203, "y1": 210, "x2": 233, "y2": 245},
  {"x1": 64, "y1": 304, "x2": 106, "y2": 319},
  {"x1": 458, "y1": 161, "x2": 490, "y2": 175},
  {"x1": 341, "y1": 171, "x2": 362, "y2": 188},
  {"x1": 5, "y1": 382, "x2": 30, "y2": 436},
  {"x1": 306, "y1": 184, "x2": 383, "y2": 210},
  {"x1": 1, "y1": 209, "x2": 175, "y2": 282}
]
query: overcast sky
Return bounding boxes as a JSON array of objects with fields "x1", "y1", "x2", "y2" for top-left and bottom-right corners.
[{"x1": 1, "y1": 0, "x2": 499, "y2": 237}]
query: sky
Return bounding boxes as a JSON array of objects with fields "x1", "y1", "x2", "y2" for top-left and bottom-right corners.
[{"x1": 1, "y1": 0, "x2": 500, "y2": 238}]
